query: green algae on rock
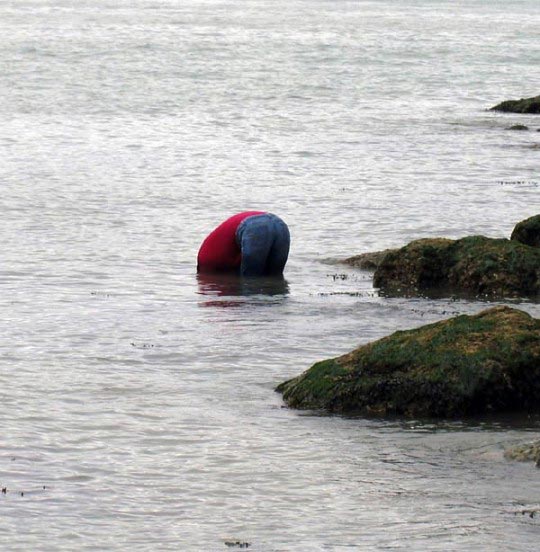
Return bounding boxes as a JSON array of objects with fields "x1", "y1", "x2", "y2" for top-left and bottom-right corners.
[
  {"x1": 277, "y1": 307, "x2": 540, "y2": 418},
  {"x1": 511, "y1": 214, "x2": 540, "y2": 248},
  {"x1": 372, "y1": 236, "x2": 540, "y2": 298},
  {"x1": 504, "y1": 440, "x2": 540, "y2": 467},
  {"x1": 490, "y1": 95, "x2": 540, "y2": 114},
  {"x1": 342, "y1": 248, "x2": 397, "y2": 270}
]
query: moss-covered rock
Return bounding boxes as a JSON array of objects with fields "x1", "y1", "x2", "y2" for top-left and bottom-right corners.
[
  {"x1": 504, "y1": 440, "x2": 540, "y2": 467},
  {"x1": 491, "y1": 95, "x2": 540, "y2": 114},
  {"x1": 511, "y1": 215, "x2": 540, "y2": 248},
  {"x1": 372, "y1": 238, "x2": 453, "y2": 292},
  {"x1": 277, "y1": 307, "x2": 540, "y2": 418},
  {"x1": 342, "y1": 248, "x2": 397, "y2": 270},
  {"x1": 372, "y1": 236, "x2": 540, "y2": 298}
]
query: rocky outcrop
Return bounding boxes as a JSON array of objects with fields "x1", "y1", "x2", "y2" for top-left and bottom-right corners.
[
  {"x1": 491, "y1": 95, "x2": 540, "y2": 114},
  {"x1": 341, "y1": 217, "x2": 540, "y2": 298},
  {"x1": 511, "y1": 215, "x2": 540, "y2": 248},
  {"x1": 505, "y1": 440, "x2": 540, "y2": 467},
  {"x1": 277, "y1": 307, "x2": 540, "y2": 418},
  {"x1": 342, "y1": 249, "x2": 397, "y2": 270},
  {"x1": 372, "y1": 235, "x2": 540, "y2": 298}
]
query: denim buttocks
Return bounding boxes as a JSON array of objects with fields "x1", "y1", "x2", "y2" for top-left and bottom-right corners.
[{"x1": 235, "y1": 213, "x2": 290, "y2": 276}]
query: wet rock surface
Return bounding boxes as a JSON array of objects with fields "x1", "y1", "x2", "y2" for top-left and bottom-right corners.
[
  {"x1": 507, "y1": 124, "x2": 529, "y2": 131},
  {"x1": 341, "y1": 249, "x2": 397, "y2": 270},
  {"x1": 372, "y1": 235, "x2": 540, "y2": 298},
  {"x1": 511, "y1": 214, "x2": 540, "y2": 248},
  {"x1": 342, "y1": 217, "x2": 540, "y2": 299},
  {"x1": 490, "y1": 94, "x2": 540, "y2": 114},
  {"x1": 505, "y1": 440, "x2": 540, "y2": 467},
  {"x1": 277, "y1": 307, "x2": 540, "y2": 418}
]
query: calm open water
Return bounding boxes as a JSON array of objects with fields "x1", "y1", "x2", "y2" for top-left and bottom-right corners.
[{"x1": 1, "y1": 0, "x2": 540, "y2": 550}]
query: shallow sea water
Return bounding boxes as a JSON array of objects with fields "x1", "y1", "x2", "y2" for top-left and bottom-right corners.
[{"x1": 1, "y1": 0, "x2": 540, "y2": 550}]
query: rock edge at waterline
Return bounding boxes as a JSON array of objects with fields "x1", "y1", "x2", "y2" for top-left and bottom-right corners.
[
  {"x1": 373, "y1": 235, "x2": 540, "y2": 298},
  {"x1": 490, "y1": 94, "x2": 540, "y2": 114},
  {"x1": 342, "y1": 216, "x2": 540, "y2": 298},
  {"x1": 511, "y1": 214, "x2": 540, "y2": 248},
  {"x1": 505, "y1": 440, "x2": 540, "y2": 467},
  {"x1": 277, "y1": 307, "x2": 540, "y2": 418}
]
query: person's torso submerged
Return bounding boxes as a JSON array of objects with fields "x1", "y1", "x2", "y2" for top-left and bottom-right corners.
[{"x1": 197, "y1": 211, "x2": 265, "y2": 273}]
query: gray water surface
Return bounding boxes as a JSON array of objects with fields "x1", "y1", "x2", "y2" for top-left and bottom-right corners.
[{"x1": 1, "y1": 0, "x2": 540, "y2": 550}]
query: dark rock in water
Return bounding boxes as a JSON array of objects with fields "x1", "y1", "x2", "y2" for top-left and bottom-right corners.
[
  {"x1": 342, "y1": 217, "x2": 540, "y2": 298},
  {"x1": 373, "y1": 238, "x2": 452, "y2": 292},
  {"x1": 372, "y1": 235, "x2": 540, "y2": 298},
  {"x1": 505, "y1": 440, "x2": 540, "y2": 467},
  {"x1": 491, "y1": 95, "x2": 540, "y2": 114},
  {"x1": 507, "y1": 124, "x2": 529, "y2": 131},
  {"x1": 511, "y1": 214, "x2": 540, "y2": 248},
  {"x1": 342, "y1": 249, "x2": 397, "y2": 270},
  {"x1": 277, "y1": 307, "x2": 540, "y2": 418}
]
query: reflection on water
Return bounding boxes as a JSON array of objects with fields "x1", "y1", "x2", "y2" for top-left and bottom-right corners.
[{"x1": 196, "y1": 272, "x2": 289, "y2": 307}]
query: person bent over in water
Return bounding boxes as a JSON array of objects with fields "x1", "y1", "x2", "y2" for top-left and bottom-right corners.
[{"x1": 197, "y1": 211, "x2": 290, "y2": 276}]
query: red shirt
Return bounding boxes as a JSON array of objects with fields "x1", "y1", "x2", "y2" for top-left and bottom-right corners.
[{"x1": 197, "y1": 211, "x2": 265, "y2": 273}]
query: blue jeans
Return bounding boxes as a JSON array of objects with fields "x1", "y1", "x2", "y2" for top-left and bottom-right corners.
[{"x1": 235, "y1": 213, "x2": 290, "y2": 276}]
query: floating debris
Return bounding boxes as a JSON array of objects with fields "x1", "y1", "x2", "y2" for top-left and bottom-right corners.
[
  {"x1": 328, "y1": 273, "x2": 349, "y2": 281},
  {"x1": 224, "y1": 541, "x2": 251, "y2": 549},
  {"x1": 515, "y1": 508, "x2": 539, "y2": 519},
  {"x1": 130, "y1": 342, "x2": 155, "y2": 349}
]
